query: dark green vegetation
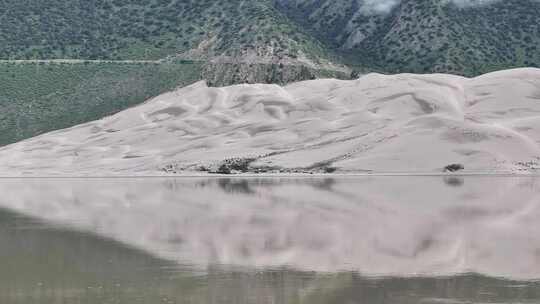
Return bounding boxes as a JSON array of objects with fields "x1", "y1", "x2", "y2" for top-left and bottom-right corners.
[
  {"x1": 0, "y1": 59, "x2": 351, "y2": 146},
  {"x1": 0, "y1": 0, "x2": 327, "y2": 62},
  {"x1": 2, "y1": 0, "x2": 540, "y2": 76},
  {"x1": 1, "y1": 0, "x2": 540, "y2": 146},
  {"x1": 0, "y1": 61, "x2": 202, "y2": 145},
  {"x1": 0, "y1": 0, "x2": 343, "y2": 146},
  {"x1": 277, "y1": 0, "x2": 540, "y2": 76}
]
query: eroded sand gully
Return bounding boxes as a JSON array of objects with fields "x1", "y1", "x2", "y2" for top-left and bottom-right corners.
[{"x1": 2, "y1": 68, "x2": 540, "y2": 175}]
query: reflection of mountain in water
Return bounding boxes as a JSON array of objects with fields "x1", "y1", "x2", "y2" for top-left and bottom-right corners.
[
  {"x1": 1, "y1": 209, "x2": 540, "y2": 304},
  {"x1": 0, "y1": 176, "x2": 539, "y2": 283}
]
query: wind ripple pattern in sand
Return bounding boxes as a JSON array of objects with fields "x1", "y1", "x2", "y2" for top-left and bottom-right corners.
[{"x1": 2, "y1": 68, "x2": 540, "y2": 175}]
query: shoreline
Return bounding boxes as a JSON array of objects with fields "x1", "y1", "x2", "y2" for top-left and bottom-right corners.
[{"x1": 0, "y1": 171, "x2": 539, "y2": 179}]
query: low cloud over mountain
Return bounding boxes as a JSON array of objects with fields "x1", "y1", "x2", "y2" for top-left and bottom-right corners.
[{"x1": 361, "y1": 0, "x2": 537, "y2": 14}]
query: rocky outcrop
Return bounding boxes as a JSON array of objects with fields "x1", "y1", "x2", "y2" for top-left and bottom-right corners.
[{"x1": 201, "y1": 62, "x2": 351, "y2": 87}]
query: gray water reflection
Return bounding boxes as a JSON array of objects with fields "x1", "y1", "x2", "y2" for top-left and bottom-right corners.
[{"x1": 0, "y1": 176, "x2": 540, "y2": 304}]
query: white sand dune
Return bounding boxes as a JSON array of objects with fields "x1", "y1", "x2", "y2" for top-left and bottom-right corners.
[
  {"x1": 2, "y1": 68, "x2": 540, "y2": 175},
  {"x1": 1, "y1": 177, "x2": 539, "y2": 279}
]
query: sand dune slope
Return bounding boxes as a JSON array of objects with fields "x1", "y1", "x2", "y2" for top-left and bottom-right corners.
[{"x1": 2, "y1": 68, "x2": 540, "y2": 175}]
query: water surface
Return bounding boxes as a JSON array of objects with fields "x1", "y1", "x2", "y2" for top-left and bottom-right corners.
[{"x1": 0, "y1": 176, "x2": 539, "y2": 303}]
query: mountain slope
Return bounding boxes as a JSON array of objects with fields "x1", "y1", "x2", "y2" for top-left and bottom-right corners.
[
  {"x1": 0, "y1": 61, "x2": 202, "y2": 146},
  {"x1": 1, "y1": 68, "x2": 540, "y2": 176},
  {"x1": 0, "y1": 0, "x2": 333, "y2": 65},
  {"x1": 2, "y1": 0, "x2": 540, "y2": 148},
  {"x1": 4, "y1": 0, "x2": 540, "y2": 77},
  {"x1": 275, "y1": 0, "x2": 540, "y2": 75},
  {"x1": 0, "y1": 0, "x2": 352, "y2": 147}
]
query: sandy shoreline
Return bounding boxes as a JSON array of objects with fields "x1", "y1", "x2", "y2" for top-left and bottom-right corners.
[{"x1": 0, "y1": 171, "x2": 540, "y2": 179}]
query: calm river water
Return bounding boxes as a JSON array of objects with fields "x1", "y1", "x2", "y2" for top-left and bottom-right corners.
[{"x1": 0, "y1": 176, "x2": 539, "y2": 304}]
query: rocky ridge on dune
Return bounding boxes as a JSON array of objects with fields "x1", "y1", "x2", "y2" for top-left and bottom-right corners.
[{"x1": 1, "y1": 68, "x2": 540, "y2": 176}]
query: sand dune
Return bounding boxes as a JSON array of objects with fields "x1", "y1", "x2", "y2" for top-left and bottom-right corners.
[{"x1": 2, "y1": 68, "x2": 540, "y2": 175}]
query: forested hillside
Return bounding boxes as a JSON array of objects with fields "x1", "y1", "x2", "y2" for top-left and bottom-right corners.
[
  {"x1": 276, "y1": 0, "x2": 540, "y2": 75},
  {"x1": 2, "y1": 0, "x2": 539, "y2": 75},
  {"x1": 1, "y1": 0, "x2": 540, "y2": 146},
  {"x1": 0, "y1": 0, "x2": 329, "y2": 64}
]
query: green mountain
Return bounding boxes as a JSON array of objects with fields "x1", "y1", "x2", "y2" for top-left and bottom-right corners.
[
  {"x1": 0, "y1": 0, "x2": 332, "y2": 65},
  {"x1": 0, "y1": 0, "x2": 347, "y2": 146},
  {"x1": 3, "y1": 0, "x2": 539, "y2": 75},
  {"x1": 1, "y1": 0, "x2": 540, "y2": 146},
  {"x1": 276, "y1": 0, "x2": 540, "y2": 76},
  {"x1": 0, "y1": 61, "x2": 202, "y2": 145}
]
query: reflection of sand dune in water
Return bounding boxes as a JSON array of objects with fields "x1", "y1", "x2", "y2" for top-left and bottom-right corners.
[
  {"x1": 0, "y1": 177, "x2": 539, "y2": 280},
  {"x1": 2, "y1": 68, "x2": 540, "y2": 175}
]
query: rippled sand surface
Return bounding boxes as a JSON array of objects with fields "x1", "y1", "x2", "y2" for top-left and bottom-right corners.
[{"x1": 2, "y1": 68, "x2": 540, "y2": 175}]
